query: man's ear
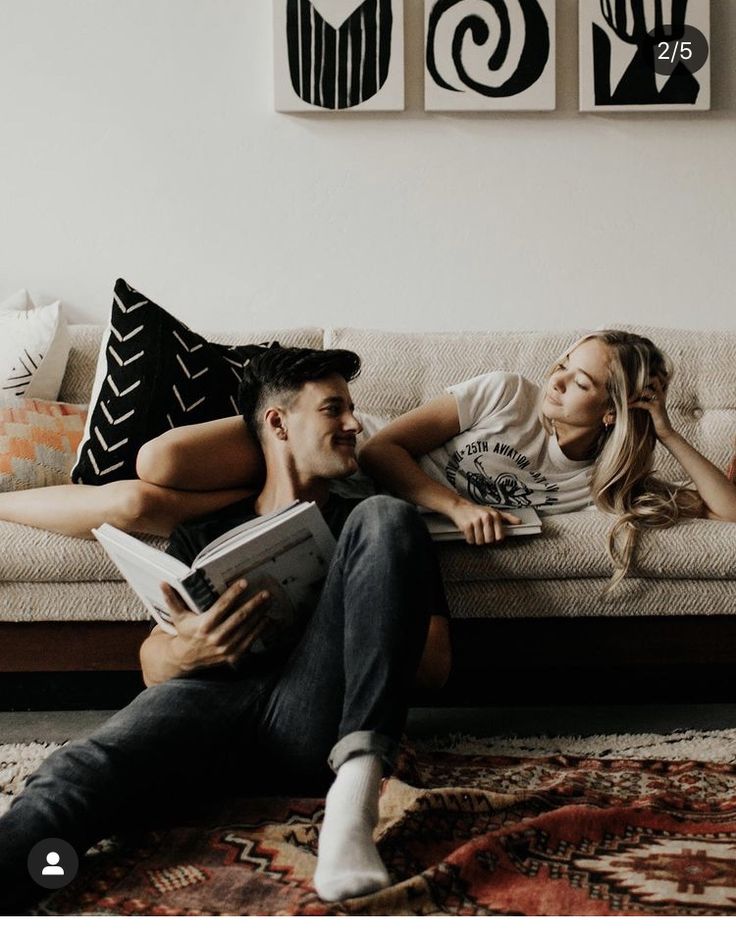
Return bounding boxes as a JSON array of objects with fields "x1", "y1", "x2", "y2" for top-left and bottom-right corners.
[{"x1": 264, "y1": 407, "x2": 288, "y2": 440}]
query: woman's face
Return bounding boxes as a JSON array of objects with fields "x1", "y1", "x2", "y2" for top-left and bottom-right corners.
[{"x1": 542, "y1": 338, "x2": 613, "y2": 430}]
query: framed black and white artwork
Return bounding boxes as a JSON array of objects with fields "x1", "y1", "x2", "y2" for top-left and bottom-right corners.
[
  {"x1": 579, "y1": 0, "x2": 710, "y2": 112},
  {"x1": 273, "y1": 0, "x2": 405, "y2": 112},
  {"x1": 424, "y1": 0, "x2": 556, "y2": 111}
]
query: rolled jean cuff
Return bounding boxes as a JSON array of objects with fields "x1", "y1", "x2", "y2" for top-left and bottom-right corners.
[{"x1": 328, "y1": 731, "x2": 397, "y2": 774}]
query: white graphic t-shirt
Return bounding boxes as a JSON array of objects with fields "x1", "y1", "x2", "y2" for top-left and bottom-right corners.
[{"x1": 417, "y1": 372, "x2": 595, "y2": 514}]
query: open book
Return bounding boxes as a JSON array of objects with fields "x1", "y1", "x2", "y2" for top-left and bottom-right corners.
[
  {"x1": 93, "y1": 501, "x2": 335, "y2": 654},
  {"x1": 421, "y1": 506, "x2": 542, "y2": 540}
]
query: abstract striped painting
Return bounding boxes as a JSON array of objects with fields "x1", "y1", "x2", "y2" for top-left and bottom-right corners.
[{"x1": 274, "y1": 0, "x2": 405, "y2": 111}]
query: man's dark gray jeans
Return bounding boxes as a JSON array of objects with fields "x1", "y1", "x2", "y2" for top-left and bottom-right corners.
[{"x1": 0, "y1": 496, "x2": 435, "y2": 912}]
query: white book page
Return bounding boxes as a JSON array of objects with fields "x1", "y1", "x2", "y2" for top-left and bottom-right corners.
[
  {"x1": 198, "y1": 504, "x2": 335, "y2": 593},
  {"x1": 92, "y1": 524, "x2": 196, "y2": 634},
  {"x1": 422, "y1": 506, "x2": 541, "y2": 540},
  {"x1": 188, "y1": 503, "x2": 336, "y2": 652},
  {"x1": 194, "y1": 500, "x2": 303, "y2": 564}
]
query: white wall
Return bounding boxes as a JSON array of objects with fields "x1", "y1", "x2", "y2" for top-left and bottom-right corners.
[{"x1": 1, "y1": 0, "x2": 734, "y2": 333}]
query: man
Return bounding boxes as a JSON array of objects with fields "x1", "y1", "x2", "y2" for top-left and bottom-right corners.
[{"x1": 0, "y1": 347, "x2": 448, "y2": 912}]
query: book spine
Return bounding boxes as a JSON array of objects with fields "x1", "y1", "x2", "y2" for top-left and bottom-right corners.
[{"x1": 181, "y1": 569, "x2": 218, "y2": 612}]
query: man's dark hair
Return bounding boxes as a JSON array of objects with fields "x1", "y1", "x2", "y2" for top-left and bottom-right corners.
[{"x1": 238, "y1": 346, "x2": 362, "y2": 440}]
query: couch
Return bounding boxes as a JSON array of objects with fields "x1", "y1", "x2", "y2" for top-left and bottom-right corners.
[{"x1": 2, "y1": 323, "x2": 735, "y2": 699}]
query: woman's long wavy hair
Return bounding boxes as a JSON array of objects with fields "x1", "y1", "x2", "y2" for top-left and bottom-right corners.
[{"x1": 542, "y1": 330, "x2": 703, "y2": 590}]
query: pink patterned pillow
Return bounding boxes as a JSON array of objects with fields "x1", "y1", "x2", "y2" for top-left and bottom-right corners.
[{"x1": 0, "y1": 398, "x2": 87, "y2": 491}]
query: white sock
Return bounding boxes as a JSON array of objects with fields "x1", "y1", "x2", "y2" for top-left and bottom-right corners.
[{"x1": 313, "y1": 753, "x2": 390, "y2": 902}]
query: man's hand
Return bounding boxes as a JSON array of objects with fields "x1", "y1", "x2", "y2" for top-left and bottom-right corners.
[
  {"x1": 446, "y1": 500, "x2": 522, "y2": 545},
  {"x1": 162, "y1": 579, "x2": 272, "y2": 673}
]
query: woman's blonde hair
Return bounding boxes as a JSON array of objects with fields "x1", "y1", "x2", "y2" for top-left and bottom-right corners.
[{"x1": 542, "y1": 330, "x2": 703, "y2": 590}]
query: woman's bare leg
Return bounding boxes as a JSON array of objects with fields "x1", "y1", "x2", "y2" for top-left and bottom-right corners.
[
  {"x1": 1, "y1": 416, "x2": 266, "y2": 538},
  {"x1": 0, "y1": 482, "x2": 254, "y2": 539}
]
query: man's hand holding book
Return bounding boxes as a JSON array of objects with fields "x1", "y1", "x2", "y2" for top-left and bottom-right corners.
[{"x1": 160, "y1": 578, "x2": 273, "y2": 673}]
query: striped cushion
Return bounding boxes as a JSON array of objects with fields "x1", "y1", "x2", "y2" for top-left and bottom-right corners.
[{"x1": 0, "y1": 398, "x2": 87, "y2": 491}]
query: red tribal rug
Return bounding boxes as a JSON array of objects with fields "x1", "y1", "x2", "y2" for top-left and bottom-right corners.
[{"x1": 7, "y1": 738, "x2": 736, "y2": 916}]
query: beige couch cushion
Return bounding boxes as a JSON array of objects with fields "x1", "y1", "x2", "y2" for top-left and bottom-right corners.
[
  {"x1": 5, "y1": 512, "x2": 732, "y2": 587},
  {"x1": 0, "y1": 522, "x2": 162, "y2": 622},
  {"x1": 2, "y1": 510, "x2": 734, "y2": 621},
  {"x1": 0, "y1": 523, "x2": 165, "y2": 584},
  {"x1": 3, "y1": 577, "x2": 734, "y2": 623},
  {"x1": 445, "y1": 579, "x2": 736, "y2": 619},
  {"x1": 438, "y1": 512, "x2": 736, "y2": 582}
]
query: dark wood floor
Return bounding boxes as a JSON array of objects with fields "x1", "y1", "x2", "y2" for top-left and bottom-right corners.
[{"x1": 3, "y1": 704, "x2": 736, "y2": 746}]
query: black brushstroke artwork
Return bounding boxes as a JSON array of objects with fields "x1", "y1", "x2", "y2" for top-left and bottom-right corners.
[
  {"x1": 286, "y1": 0, "x2": 393, "y2": 109},
  {"x1": 426, "y1": 0, "x2": 550, "y2": 98},
  {"x1": 593, "y1": 0, "x2": 699, "y2": 105}
]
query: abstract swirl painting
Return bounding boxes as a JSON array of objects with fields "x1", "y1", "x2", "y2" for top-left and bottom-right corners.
[
  {"x1": 579, "y1": 0, "x2": 711, "y2": 111},
  {"x1": 424, "y1": 0, "x2": 555, "y2": 111},
  {"x1": 274, "y1": 0, "x2": 405, "y2": 111}
]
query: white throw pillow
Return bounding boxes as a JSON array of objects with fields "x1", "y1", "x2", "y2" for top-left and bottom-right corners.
[
  {"x1": 0, "y1": 289, "x2": 33, "y2": 312},
  {"x1": 0, "y1": 293, "x2": 71, "y2": 400}
]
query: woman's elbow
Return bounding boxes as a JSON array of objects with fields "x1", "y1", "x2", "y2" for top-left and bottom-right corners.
[{"x1": 705, "y1": 507, "x2": 736, "y2": 523}]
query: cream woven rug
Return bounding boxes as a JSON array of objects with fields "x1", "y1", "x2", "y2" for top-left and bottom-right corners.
[
  {"x1": 416, "y1": 728, "x2": 736, "y2": 762},
  {"x1": 3, "y1": 728, "x2": 736, "y2": 818}
]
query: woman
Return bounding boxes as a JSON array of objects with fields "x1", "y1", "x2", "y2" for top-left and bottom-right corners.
[
  {"x1": 359, "y1": 330, "x2": 736, "y2": 588},
  {"x1": 1, "y1": 330, "x2": 734, "y2": 575}
]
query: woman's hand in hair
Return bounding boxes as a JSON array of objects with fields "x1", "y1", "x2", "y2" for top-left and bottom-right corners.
[
  {"x1": 447, "y1": 500, "x2": 522, "y2": 545},
  {"x1": 629, "y1": 375, "x2": 674, "y2": 442},
  {"x1": 629, "y1": 372, "x2": 736, "y2": 523}
]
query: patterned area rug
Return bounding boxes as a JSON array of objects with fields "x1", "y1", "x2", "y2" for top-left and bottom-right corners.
[{"x1": 3, "y1": 733, "x2": 736, "y2": 916}]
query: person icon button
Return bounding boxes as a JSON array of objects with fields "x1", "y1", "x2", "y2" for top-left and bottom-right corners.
[
  {"x1": 42, "y1": 851, "x2": 65, "y2": 876},
  {"x1": 27, "y1": 838, "x2": 79, "y2": 890}
]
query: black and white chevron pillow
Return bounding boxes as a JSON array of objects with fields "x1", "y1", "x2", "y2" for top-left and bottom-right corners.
[{"x1": 71, "y1": 279, "x2": 277, "y2": 485}]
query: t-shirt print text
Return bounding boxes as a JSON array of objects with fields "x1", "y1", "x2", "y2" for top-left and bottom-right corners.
[{"x1": 445, "y1": 441, "x2": 560, "y2": 509}]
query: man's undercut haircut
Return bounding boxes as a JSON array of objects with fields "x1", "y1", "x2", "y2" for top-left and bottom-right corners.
[{"x1": 238, "y1": 347, "x2": 362, "y2": 439}]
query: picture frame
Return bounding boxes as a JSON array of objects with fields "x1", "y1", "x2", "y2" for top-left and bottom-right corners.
[
  {"x1": 579, "y1": 0, "x2": 711, "y2": 112},
  {"x1": 424, "y1": 0, "x2": 556, "y2": 112},
  {"x1": 274, "y1": 0, "x2": 405, "y2": 112}
]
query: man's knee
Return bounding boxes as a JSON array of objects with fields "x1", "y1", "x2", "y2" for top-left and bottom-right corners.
[
  {"x1": 343, "y1": 496, "x2": 426, "y2": 548},
  {"x1": 341, "y1": 496, "x2": 430, "y2": 560},
  {"x1": 346, "y1": 494, "x2": 422, "y2": 529}
]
